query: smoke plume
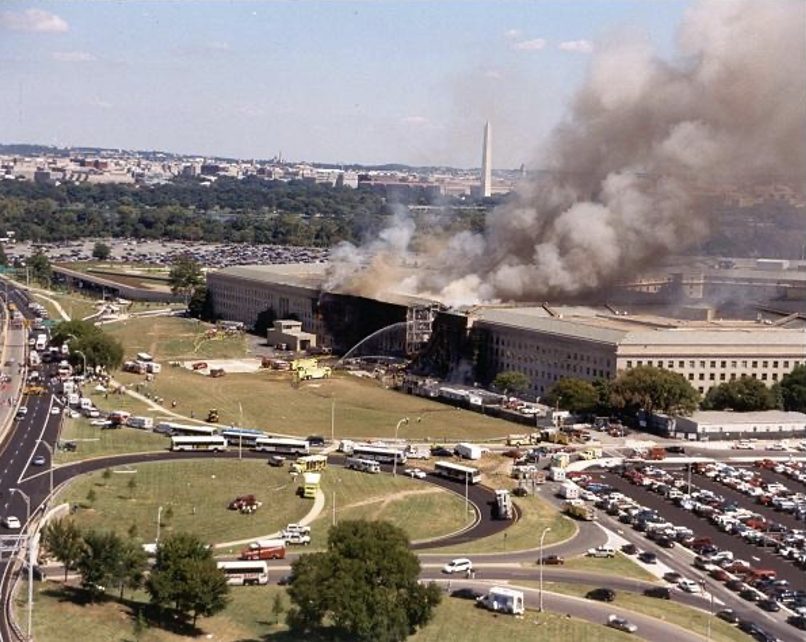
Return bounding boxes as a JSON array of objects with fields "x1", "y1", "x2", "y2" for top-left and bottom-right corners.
[{"x1": 328, "y1": 0, "x2": 806, "y2": 306}]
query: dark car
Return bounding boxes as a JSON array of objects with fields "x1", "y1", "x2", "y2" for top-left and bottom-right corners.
[
  {"x1": 665, "y1": 445, "x2": 686, "y2": 454},
  {"x1": 512, "y1": 486, "x2": 528, "y2": 497},
  {"x1": 726, "y1": 579, "x2": 745, "y2": 592},
  {"x1": 657, "y1": 537, "x2": 675, "y2": 549},
  {"x1": 664, "y1": 571, "x2": 682, "y2": 583},
  {"x1": 586, "y1": 588, "x2": 616, "y2": 602},
  {"x1": 621, "y1": 543, "x2": 638, "y2": 555},
  {"x1": 267, "y1": 455, "x2": 286, "y2": 467},
  {"x1": 431, "y1": 447, "x2": 453, "y2": 457},
  {"x1": 716, "y1": 609, "x2": 739, "y2": 624},
  {"x1": 757, "y1": 599, "x2": 780, "y2": 612},
  {"x1": 638, "y1": 551, "x2": 657, "y2": 564},
  {"x1": 787, "y1": 616, "x2": 806, "y2": 631},
  {"x1": 539, "y1": 555, "x2": 565, "y2": 566},
  {"x1": 741, "y1": 588, "x2": 760, "y2": 602},
  {"x1": 305, "y1": 435, "x2": 326, "y2": 447},
  {"x1": 450, "y1": 588, "x2": 483, "y2": 600},
  {"x1": 738, "y1": 620, "x2": 762, "y2": 635},
  {"x1": 277, "y1": 574, "x2": 295, "y2": 586},
  {"x1": 643, "y1": 586, "x2": 671, "y2": 600}
]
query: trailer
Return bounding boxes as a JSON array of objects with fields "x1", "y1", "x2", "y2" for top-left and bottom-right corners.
[
  {"x1": 454, "y1": 442, "x2": 482, "y2": 460},
  {"x1": 565, "y1": 500, "x2": 595, "y2": 521},
  {"x1": 557, "y1": 481, "x2": 580, "y2": 500},
  {"x1": 478, "y1": 586, "x2": 525, "y2": 615}
]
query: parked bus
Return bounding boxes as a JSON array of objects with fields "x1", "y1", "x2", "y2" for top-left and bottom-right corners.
[
  {"x1": 157, "y1": 422, "x2": 217, "y2": 437},
  {"x1": 216, "y1": 560, "x2": 269, "y2": 586},
  {"x1": 345, "y1": 457, "x2": 381, "y2": 474},
  {"x1": 290, "y1": 454, "x2": 328, "y2": 474},
  {"x1": 220, "y1": 427, "x2": 267, "y2": 448},
  {"x1": 351, "y1": 444, "x2": 406, "y2": 465},
  {"x1": 434, "y1": 461, "x2": 481, "y2": 485},
  {"x1": 170, "y1": 435, "x2": 227, "y2": 452},
  {"x1": 253, "y1": 437, "x2": 309, "y2": 456}
]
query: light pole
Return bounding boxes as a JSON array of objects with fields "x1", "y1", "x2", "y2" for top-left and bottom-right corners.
[
  {"x1": 11, "y1": 487, "x2": 32, "y2": 640},
  {"x1": 38, "y1": 439, "x2": 54, "y2": 496},
  {"x1": 539, "y1": 527, "x2": 552, "y2": 613},
  {"x1": 238, "y1": 403, "x2": 244, "y2": 461},
  {"x1": 701, "y1": 581, "x2": 713, "y2": 642},
  {"x1": 156, "y1": 505, "x2": 163, "y2": 543},
  {"x1": 393, "y1": 417, "x2": 409, "y2": 477}
]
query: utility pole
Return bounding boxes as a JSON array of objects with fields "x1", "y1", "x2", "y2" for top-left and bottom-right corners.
[
  {"x1": 330, "y1": 398, "x2": 335, "y2": 444},
  {"x1": 539, "y1": 527, "x2": 552, "y2": 612}
]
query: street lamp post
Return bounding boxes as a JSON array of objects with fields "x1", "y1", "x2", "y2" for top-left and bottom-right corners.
[
  {"x1": 38, "y1": 439, "x2": 54, "y2": 496},
  {"x1": 11, "y1": 488, "x2": 32, "y2": 641},
  {"x1": 392, "y1": 417, "x2": 409, "y2": 477},
  {"x1": 156, "y1": 505, "x2": 164, "y2": 543},
  {"x1": 539, "y1": 527, "x2": 552, "y2": 613}
]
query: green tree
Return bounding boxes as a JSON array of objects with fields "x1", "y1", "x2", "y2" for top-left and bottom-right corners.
[
  {"x1": 169, "y1": 255, "x2": 203, "y2": 305},
  {"x1": 492, "y1": 370, "x2": 530, "y2": 396},
  {"x1": 28, "y1": 251, "x2": 52, "y2": 285},
  {"x1": 77, "y1": 530, "x2": 125, "y2": 601},
  {"x1": 610, "y1": 366, "x2": 700, "y2": 417},
  {"x1": 147, "y1": 532, "x2": 229, "y2": 627},
  {"x1": 42, "y1": 518, "x2": 84, "y2": 582},
  {"x1": 702, "y1": 376, "x2": 776, "y2": 411},
  {"x1": 287, "y1": 520, "x2": 441, "y2": 642},
  {"x1": 51, "y1": 319, "x2": 124, "y2": 371},
  {"x1": 114, "y1": 539, "x2": 149, "y2": 600},
  {"x1": 187, "y1": 285, "x2": 216, "y2": 321},
  {"x1": 544, "y1": 378, "x2": 599, "y2": 414},
  {"x1": 86, "y1": 488, "x2": 97, "y2": 506},
  {"x1": 779, "y1": 364, "x2": 806, "y2": 412},
  {"x1": 0, "y1": 243, "x2": 7, "y2": 266},
  {"x1": 254, "y1": 307, "x2": 277, "y2": 336},
  {"x1": 92, "y1": 241, "x2": 111, "y2": 261}
]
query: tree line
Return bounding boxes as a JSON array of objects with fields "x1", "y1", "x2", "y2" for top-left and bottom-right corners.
[{"x1": 495, "y1": 364, "x2": 806, "y2": 417}]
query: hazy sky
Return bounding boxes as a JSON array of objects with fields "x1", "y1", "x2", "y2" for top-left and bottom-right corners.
[{"x1": 0, "y1": 1, "x2": 692, "y2": 167}]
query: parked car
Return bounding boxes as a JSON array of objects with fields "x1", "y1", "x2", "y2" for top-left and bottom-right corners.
[
  {"x1": 787, "y1": 615, "x2": 806, "y2": 630},
  {"x1": 539, "y1": 555, "x2": 565, "y2": 565},
  {"x1": 587, "y1": 546, "x2": 616, "y2": 558},
  {"x1": 404, "y1": 468, "x2": 427, "y2": 479},
  {"x1": 267, "y1": 455, "x2": 286, "y2": 467},
  {"x1": 621, "y1": 543, "x2": 638, "y2": 555},
  {"x1": 2, "y1": 516, "x2": 21, "y2": 529},
  {"x1": 586, "y1": 588, "x2": 616, "y2": 602},
  {"x1": 638, "y1": 551, "x2": 657, "y2": 564},
  {"x1": 431, "y1": 446, "x2": 453, "y2": 457},
  {"x1": 678, "y1": 579, "x2": 701, "y2": 593},
  {"x1": 757, "y1": 599, "x2": 781, "y2": 612},
  {"x1": 442, "y1": 558, "x2": 473, "y2": 574},
  {"x1": 643, "y1": 586, "x2": 671, "y2": 599},
  {"x1": 664, "y1": 572, "x2": 683, "y2": 583},
  {"x1": 450, "y1": 588, "x2": 483, "y2": 600},
  {"x1": 726, "y1": 579, "x2": 745, "y2": 592},
  {"x1": 606, "y1": 614, "x2": 637, "y2": 633},
  {"x1": 717, "y1": 609, "x2": 740, "y2": 624},
  {"x1": 32, "y1": 455, "x2": 46, "y2": 466},
  {"x1": 305, "y1": 435, "x2": 326, "y2": 447},
  {"x1": 741, "y1": 588, "x2": 760, "y2": 602}
]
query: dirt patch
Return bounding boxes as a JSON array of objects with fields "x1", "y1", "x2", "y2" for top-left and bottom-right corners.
[{"x1": 341, "y1": 488, "x2": 443, "y2": 520}]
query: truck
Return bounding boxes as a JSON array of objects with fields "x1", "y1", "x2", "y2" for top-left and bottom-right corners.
[
  {"x1": 454, "y1": 442, "x2": 482, "y2": 460},
  {"x1": 300, "y1": 472, "x2": 321, "y2": 499},
  {"x1": 108, "y1": 410, "x2": 131, "y2": 426},
  {"x1": 564, "y1": 500, "x2": 596, "y2": 521},
  {"x1": 506, "y1": 433, "x2": 538, "y2": 447},
  {"x1": 290, "y1": 454, "x2": 328, "y2": 474},
  {"x1": 550, "y1": 452, "x2": 570, "y2": 468},
  {"x1": 28, "y1": 351, "x2": 41, "y2": 367},
  {"x1": 557, "y1": 481, "x2": 580, "y2": 500},
  {"x1": 549, "y1": 466, "x2": 566, "y2": 482},
  {"x1": 240, "y1": 538, "x2": 286, "y2": 561},
  {"x1": 35, "y1": 333, "x2": 47, "y2": 351},
  {"x1": 345, "y1": 457, "x2": 380, "y2": 473},
  {"x1": 494, "y1": 489, "x2": 514, "y2": 520},
  {"x1": 579, "y1": 447, "x2": 603, "y2": 460},
  {"x1": 477, "y1": 587, "x2": 525, "y2": 615},
  {"x1": 127, "y1": 416, "x2": 153, "y2": 429},
  {"x1": 296, "y1": 365, "x2": 331, "y2": 381},
  {"x1": 647, "y1": 447, "x2": 667, "y2": 461}
]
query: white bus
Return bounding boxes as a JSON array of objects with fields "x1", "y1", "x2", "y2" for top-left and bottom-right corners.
[
  {"x1": 216, "y1": 560, "x2": 269, "y2": 586},
  {"x1": 434, "y1": 461, "x2": 481, "y2": 485},
  {"x1": 351, "y1": 444, "x2": 406, "y2": 465},
  {"x1": 170, "y1": 435, "x2": 227, "y2": 452},
  {"x1": 253, "y1": 437, "x2": 310, "y2": 457},
  {"x1": 220, "y1": 427, "x2": 267, "y2": 447},
  {"x1": 157, "y1": 422, "x2": 217, "y2": 437},
  {"x1": 345, "y1": 457, "x2": 381, "y2": 474}
]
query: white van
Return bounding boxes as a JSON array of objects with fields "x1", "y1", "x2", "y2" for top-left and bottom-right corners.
[{"x1": 442, "y1": 558, "x2": 473, "y2": 574}]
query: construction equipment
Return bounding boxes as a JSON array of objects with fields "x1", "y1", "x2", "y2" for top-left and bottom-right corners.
[
  {"x1": 564, "y1": 500, "x2": 596, "y2": 521},
  {"x1": 206, "y1": 408, "x2": 220, "y2": 423}
]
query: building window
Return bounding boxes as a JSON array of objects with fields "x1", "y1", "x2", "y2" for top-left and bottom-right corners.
[
  {"x1": 772, "y1": 373, "x2": 778, "y2": 381},
  {"x1": 667, "y1": 361, "x2": 673, "y2": 368},
  {"x1": 698, "y1": 373, "x2": 705, "y2": 381},
  {"x1": 773, "y1": 361, "x2": 779, "y2": 368},
  {"x1": 761, "y1": 373, "x2": 768, "y2": 381},
  {"x1": 710, "y1": 361, "x2": 716, "y2": 368},
  {"x1": 719, "y1": 373, "x2": 726, "y2": 380},
  {"x1": 752, "y1": 361, "x2": 758, "y2": 368},
  {"x1": 762, "y1": 361, "x2": 768, "y2": 368},
  {"x1": 709, "y1": 373, "x2": 715, "y2": 380},
  {"x1": 720, "y1": 361, "x2": 726, "y2": 368},
  {"x1": 731, "y1": 361, "x2": 737, "y2": 368},
  {"x1": 688, "y1": 373, "x2": 694, "y2": 380},
  {"x1": 689, "y1": 361, "x2": 695, "y2": 368},
  {"x1": 699, "y1": 361, "x2": 706, "y2": 368},
  {"x1": 678, "y1": 361, "x2": 684, "y2": 368},
  {"x1": 637, "y1": 360, "x2": 643, "y2": 366},
  {"x1": 783, "y1": 360, "x2": 789, "y2": 368},
  {"x1": 626, "y1": 360, "x2": 633, "y2": 368}
]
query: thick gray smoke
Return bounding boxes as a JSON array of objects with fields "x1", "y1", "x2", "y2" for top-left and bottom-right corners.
[{"x1": 327, "y1": 0, "x2": 806, "y2": 306}]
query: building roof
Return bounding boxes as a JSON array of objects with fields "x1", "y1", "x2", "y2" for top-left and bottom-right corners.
[
  {"x1": 473, "y1": 308, "x2": 629, "y2": 344},
  {"x1": 686, "y1": 410, "x2": 806, "y2": 425}
]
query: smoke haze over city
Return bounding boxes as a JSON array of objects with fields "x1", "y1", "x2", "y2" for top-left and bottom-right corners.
[{"x1": 328, "y1": 0, "x2": 806, "y2": 306}]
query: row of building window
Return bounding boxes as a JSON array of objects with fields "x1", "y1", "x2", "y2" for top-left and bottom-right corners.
[
  {"x1": 625, "y1": 359, "x2": 800, "y2": 370},
  {"x1": 490, "y1": 339, "x2": 607, "y2": 366}
]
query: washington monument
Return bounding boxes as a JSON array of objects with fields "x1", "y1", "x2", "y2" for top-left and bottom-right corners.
[{"x1": 481, "y1": 121, "x2": 492, "y2": 198}]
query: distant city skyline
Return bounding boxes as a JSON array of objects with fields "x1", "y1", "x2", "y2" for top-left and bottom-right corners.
[{"x1": 0, "y1": 1, "x2": 691, "y2": 168}]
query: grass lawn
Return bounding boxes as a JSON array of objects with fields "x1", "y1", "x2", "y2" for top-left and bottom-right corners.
[
  {"x1": 54, "y1": 419, "x2": 168, "y2": 464},
  {"x1": 561, "y1": 552, "x2": 658, "y2": 581},
  {"x1": 19, "y1": 581, "x2": 636, "y2": 642},
  {"x1": 115, "y1": 365, "x2": 514, "y2": 441},
  {"x1": 32, "y1": 290, "x2": 100, "y2": 322},
  {"x1": 424, "y1": 491, "x2": 576, "y2": 554},
  {"x1": 57, "y1": 460, "x2": 312, "y2": 545},
  {"x1": 105, "y1": 317, "x2": 248, "y2": 361},
  {"x1": 525, "y1": 581, "x2": 747, "y2": 642}
]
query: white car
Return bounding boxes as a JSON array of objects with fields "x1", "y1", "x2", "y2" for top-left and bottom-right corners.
[
  {"x1": 50, "y1": 406, "x2": 62, "y2": 415},
  {"x1": 442, "y1": 558, "x2": 473, "y2": 574},
  {"x1": 404, "y1": 468, "x2": 426, "y2": 479},
  {"x1": 733, "y1": 441, "x2": 755, "y2": 450},
  {"x1": 2, "y1": 516, "x2": 21, "y2": 529},
  {"x1": 678, "y1": 579, "x2": 701, "y2": 593},
  {"x1": 607, "y1": 614, "x2": 637, "y2": 633},
  {"x1": 284, "y1": 532, "x2": 311, "y2": 545},
  {"x1": 284, "y1": 523, "x2": 311, "y2": 535}
]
